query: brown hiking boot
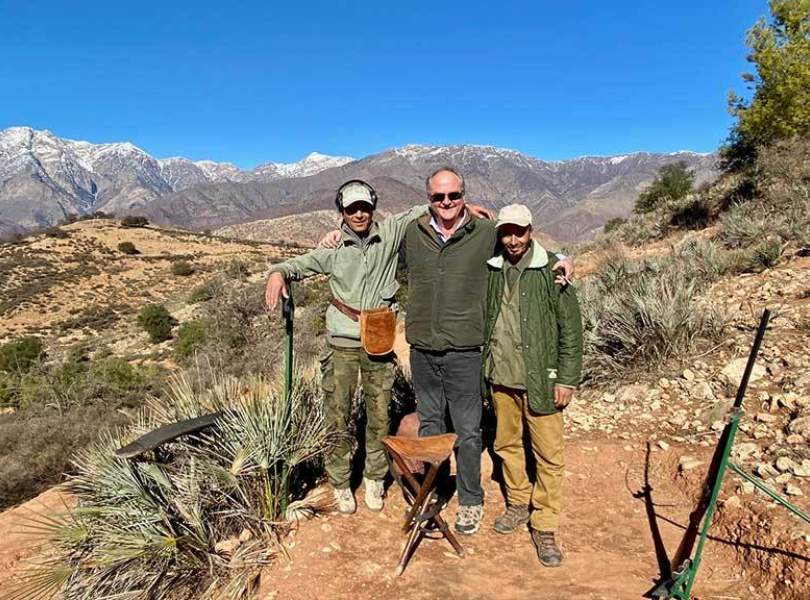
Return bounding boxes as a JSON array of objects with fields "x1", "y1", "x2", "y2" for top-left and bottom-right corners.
[
  {"x1": 531, "y1": 530, "x2": 563, "y2": 567},
  {"x1": 493, "y1": 504, "x2": 529, "y2": 534}
]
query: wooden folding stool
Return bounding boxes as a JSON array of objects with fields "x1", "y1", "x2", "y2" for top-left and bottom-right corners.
[{"x1": 381, "y1": 433, "x2": 465, "y2": 575}]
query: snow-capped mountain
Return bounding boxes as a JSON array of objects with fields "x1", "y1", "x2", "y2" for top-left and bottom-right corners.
[
  {"x1": 0, "y1": 127, "x2": 353, "y2": 229},
  {"x1": 0, "y1": 127, "x2": 717, "y2": 241}
]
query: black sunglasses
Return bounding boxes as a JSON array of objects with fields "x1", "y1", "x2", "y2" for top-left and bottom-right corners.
[{"x1": 429, "y1": 191, "x2": 464, "y2": 203}]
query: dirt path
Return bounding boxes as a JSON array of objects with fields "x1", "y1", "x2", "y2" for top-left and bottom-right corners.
[{"x1": 263, "y1": 438, "x2": 778, "y2": 600}]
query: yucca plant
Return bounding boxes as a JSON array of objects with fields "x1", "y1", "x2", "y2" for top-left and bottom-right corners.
[{"x1": 6, "y1": 370, "x2": 335, "y2": 600}]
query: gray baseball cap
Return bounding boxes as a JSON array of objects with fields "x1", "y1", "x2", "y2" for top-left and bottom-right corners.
[
  {"x1": 338, "y1": 181, "x2": 375, "y2": 208},
  {"x1": 496, "y1": 204, "x2": 533, "y2": 228}
]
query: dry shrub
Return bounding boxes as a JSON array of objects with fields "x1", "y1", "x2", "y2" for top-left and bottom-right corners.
[
  {"x1": 580, "y1": 242, "x2": 727, "y2": 383},
  {"x1": 9, "y1": 371, "x2": 335, "y2": 600}
]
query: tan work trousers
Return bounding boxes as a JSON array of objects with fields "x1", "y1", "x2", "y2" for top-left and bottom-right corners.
[{"x1": 492, "y1": 385, "x2": 564, "y2": 531}]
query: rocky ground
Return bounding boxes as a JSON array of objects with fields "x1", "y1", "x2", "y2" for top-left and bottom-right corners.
[{"x1": 0, "y1": 224, "x2": 807, "y2": 598}]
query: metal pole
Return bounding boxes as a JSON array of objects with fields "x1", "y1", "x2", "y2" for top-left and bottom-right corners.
[{"x1": 282, "y1": 284, "x2": 295, "y2": 403}]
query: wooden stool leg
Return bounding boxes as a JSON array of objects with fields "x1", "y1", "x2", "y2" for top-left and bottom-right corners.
[
  {"x1": 402, "y1": 464, "x2": 440, "y2": 532},
  {"x1": 433, "y1": 513, "x2": 465, "y2": 557},
  {"x1": 396, "y1": 515, "x2": 424, "y2": 576}
]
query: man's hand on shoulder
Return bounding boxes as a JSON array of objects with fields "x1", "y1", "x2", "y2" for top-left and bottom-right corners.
[
  {"x1": 551, "y1": 255, "x2": 575, "y2": 286},
  {"x1": 467, "y1": 203, "x2": 496, "y2": 220},
  {"x1": 554, "y1": 385, "x2": 574, "y2": 409},
  {"x1": 318, "y1": 229, "x2": 342, "y2": 249},
  {"x1": 265, "y1": 272, "x2": 289, "y2": 311}
]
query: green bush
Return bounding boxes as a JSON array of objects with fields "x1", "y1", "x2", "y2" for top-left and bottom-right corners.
[
  {"x1": 188, "y1": 280, "x2": 217, "y2": 304},
  {"x1": 120, "y1": 215, "x2": 149, "y2": 228},
  {"x1": 602, "y1": 217, "x2": 627, "y2": 234},
  {"x1": 224, "y1": 258, "x2": 250, "y2": 279},
  {"x1": 43, "y1": 226, "x2": 69, "y2": 239},
  {"x1": 175, "y1": 319, "x2": 210, "y2": 360},
  {"x1": 635, "y1": 161, "x2": 695, "y2": 214},
  {"x1": 171, "y1": 260, "x2": 195, "y2": 276},
  {"x1": 0, "y1": 337, "x2": 45, "y2": 373},
  {"x1": 117, "y1": 241, "x2": 139, "y2": 255},
  {"x1": 137, "y1": 304, "x2": 176, "y2": 343},
  {"x1": 668, "y1": 195, "x2": 711, "y2": 230}
]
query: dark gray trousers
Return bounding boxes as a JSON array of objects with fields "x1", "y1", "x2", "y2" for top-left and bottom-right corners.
[{"x1": 410, "y1": 348, "x2": 484, "y2": 506}]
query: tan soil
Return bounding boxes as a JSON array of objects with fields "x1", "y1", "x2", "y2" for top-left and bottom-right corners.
[{"x1": 259, "y1": 438, "x2": 807, "y2": 600}]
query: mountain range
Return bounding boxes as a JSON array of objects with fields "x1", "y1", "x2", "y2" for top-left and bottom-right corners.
[{"x1": 0, "y1": 127, "x2": 718, "y2": 242}]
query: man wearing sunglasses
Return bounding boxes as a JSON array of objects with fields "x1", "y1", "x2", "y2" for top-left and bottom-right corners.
[
  {"x1": 403, "y1": 168, "x2": 573, "y2": 536},
  {"x1": 268, "y1": 180, "x2": 492, "y2": 516}
]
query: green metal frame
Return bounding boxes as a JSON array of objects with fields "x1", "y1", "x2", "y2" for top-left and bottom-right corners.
[{"x1": 663, "y1": 308, "x2": 808, "y2": 599}]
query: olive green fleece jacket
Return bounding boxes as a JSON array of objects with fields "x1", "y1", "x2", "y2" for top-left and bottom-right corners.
[
  {"x1": 268, "y1": 205, "x2": 427, "y2": 348},
  {"x1": 404, "y1": 213, "x2": 497, "y2": 351},
  {"x1": 483, "y1": 240, "x2": 583, "y2": 415}
]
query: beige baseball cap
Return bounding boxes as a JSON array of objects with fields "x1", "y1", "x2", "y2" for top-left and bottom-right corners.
[
  {"x1": 496, "y1": 204, "x2": 533, "y2": 229},
  {"x1": 338, "y1": 181, "x2": 376, "y2": 208}
]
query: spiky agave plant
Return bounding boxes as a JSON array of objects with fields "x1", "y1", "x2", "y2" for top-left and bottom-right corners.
[{"x1": 6, "y1": 370, "x2": 335, "y2": 600}]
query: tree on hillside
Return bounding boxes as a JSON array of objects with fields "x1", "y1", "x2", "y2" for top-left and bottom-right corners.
[
  {"x1": 724, "y1": 0, "x2": 810, "y2": 170},
  {"x1": 634, "y1": 161, "x2": 694, "y2": 214}
]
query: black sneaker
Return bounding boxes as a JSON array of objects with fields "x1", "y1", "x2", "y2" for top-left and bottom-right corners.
[
  {"x1": 493, "y1": 504, "x2": 530, "y2": 534},
  {"x1": 531, "y1": 530, "x2": 563, "y2": 567},
  {"x1": 454, "y1": 504, "x2": 484, "y2": 535}
]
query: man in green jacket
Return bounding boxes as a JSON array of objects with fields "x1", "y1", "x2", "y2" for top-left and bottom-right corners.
[
  {"x1": 266, "y1": 179, "x2": 491, "y2": 515},
  {"x1": 482, "y1": 203, "x2": 583, "y2": 567},
  {"x1": 403, "y1": 168, "x2": 574, "y2": 536}
]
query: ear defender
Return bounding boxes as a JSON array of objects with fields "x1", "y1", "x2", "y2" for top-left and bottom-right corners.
[{"x1": 335, "y1": 179, "x2": 378, "y2": 211}]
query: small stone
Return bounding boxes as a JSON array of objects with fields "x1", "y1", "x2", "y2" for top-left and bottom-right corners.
[
  {"x1": 756, "y1": 462, "x2": 779, "y2": 478},
  {"x1": 788, "y1": 417, "x2": 810, "y2": 438},
  {"x1": 721, "y1": 359, "x2": 766, "y2": 387},
  {"x1": 786, "y1": 434, "x2": 805, "y2": 445},
  {"x1": 320, "y1": 523, "x2": 332, "y2": 533},
  {"x1": 775, "y1": 473, "x2": 792, "y2": 484},
  {"x1": 679, "y1": 456, "x2": 703, "y2": 472},
  {"x1": 689, "y1": 381, "x2": 715, "y2": 401},
  {"x1": 755, "y1": 413, "x2": 779, "y2": 424},
  {"x1": 238, "y1": 529, "x2": 252, "y2": 543},
  {"x1": 733, "y1": 442, "x2": 760, "y2": 461},
  {"x1": 723, "y1": 496, "x2": 741, "y2": 510},
  {"x1": 775, "y1": 456, "x2": 795, "y2": 473},
  {"x1": 657, "y1": 440, "x2": 670, "y2": 451},
  {"x1": 738, "y1": 481, "x2": 755, "y2": 495},
  {"x1": 791, "y1": 459, "x2": 810, "y2": 478},
  {"x1": 683, "y1": 369, "x2": 696, "y2": 381},
  {"x1": 785, "y1": 484, "x2": 804, "y2": 497},
  {"x1": 322, "y1": 546, "x2": 333, "y2": 553},
  {"x1": 602, "y1": 393, "x2": 616, "y2": 404},
  {"x1": 659, "y1": 378, "x2": 671, "y2": 389}
]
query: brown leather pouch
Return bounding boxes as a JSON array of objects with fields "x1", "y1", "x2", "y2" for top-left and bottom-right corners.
[{"x1": 360, "y1": 307, "x2": 396, "y2": 356}]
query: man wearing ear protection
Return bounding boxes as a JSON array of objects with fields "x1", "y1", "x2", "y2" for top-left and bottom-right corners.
[{"x1": 266, "y1": 180, "x2": 491, "y2": 515}]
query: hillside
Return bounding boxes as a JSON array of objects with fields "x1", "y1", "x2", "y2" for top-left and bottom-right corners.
[{"x1": 0, "y1": 219, "x2": 295, "y2": 345}]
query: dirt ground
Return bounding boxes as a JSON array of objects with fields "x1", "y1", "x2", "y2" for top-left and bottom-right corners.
[
  {"x1": 0, "y1": 439, "x2": 805, "y2": 599},
  {"x1": 261, "y1": 437, "x2": 807, "y2": 600}
]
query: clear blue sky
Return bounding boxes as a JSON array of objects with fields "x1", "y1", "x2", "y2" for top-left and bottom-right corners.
[{"x1": 0, "y1": 0, "x2": 768, "y2": 168}]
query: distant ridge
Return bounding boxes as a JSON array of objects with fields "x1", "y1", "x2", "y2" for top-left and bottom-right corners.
[{"x1": 0, "y1": 127, "x2": 717, "y2": 242}]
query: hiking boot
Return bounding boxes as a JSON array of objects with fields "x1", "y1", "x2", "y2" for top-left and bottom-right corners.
[
  {"x1": 531, "y1": 530, "x2": 563, "y2": 567},
  {"x1": 493, "y1": 504, "x2": 529, "y2": 534},
  {"x1": 454, "y1": 504, "x2": 484, "y2": 535},
  {"x1": 364, "y1": 478, "x2": 384, "y2": 512},
  {"x1": 333, "y1": 487, "x2": 356, "y2": 515}
]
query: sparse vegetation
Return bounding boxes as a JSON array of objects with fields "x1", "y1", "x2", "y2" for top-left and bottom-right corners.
[
  {"x1": 137, "y1": 304, "x2": 177, "y2": 343},
  {"x1": 634, "y1": 161, "x2": 695, "y2": 214},
  {"x1": 580, "y1": 241, "x2": 727, "y2": 383},
  {"x1": 171, "y1": 260, "x2": 195, "y2": 276},
  {"x1": 602, "y1": 217, "x2": 627, "y2": 234},
  {"x1": 43, "y1": 226, "x2": 69, "y2": 239},
  {"x1": 120, "y1": 215, "x2": 149, "y2": 228},
  {"x1": 0, "y1": 337, "x2": 44, "y2": 374},
  {"x1": 117, "y1": 241, "x2": 139, "y2": 255}
]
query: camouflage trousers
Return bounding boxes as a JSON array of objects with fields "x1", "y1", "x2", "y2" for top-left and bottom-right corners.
[{"x1": 321, "y1": 345, "x2": 395, "y2": 489}]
